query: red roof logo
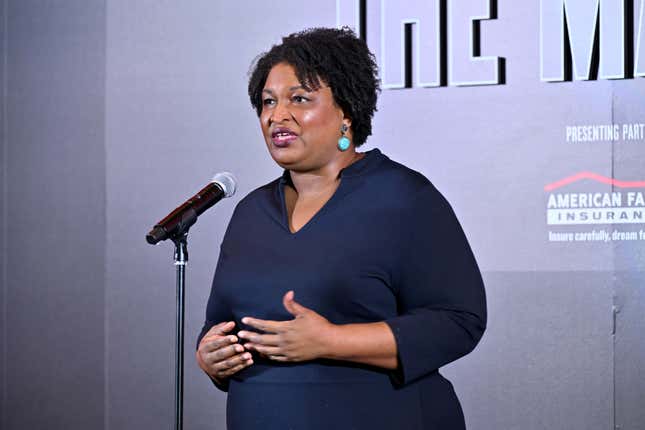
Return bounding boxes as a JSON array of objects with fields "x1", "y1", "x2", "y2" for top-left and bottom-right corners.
[{"x1": 544, "y1": 171, "x2": 645, "y2": 192}]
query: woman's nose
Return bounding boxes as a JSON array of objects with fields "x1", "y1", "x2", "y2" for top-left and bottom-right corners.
[{"x1": 270, "y1": 100, "x2": 292, "y2": 123}]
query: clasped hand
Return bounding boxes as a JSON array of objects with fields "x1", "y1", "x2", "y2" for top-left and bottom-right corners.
[
  {"x1": 196, "y1": 321, "x2": 253, "y2": 380},
  {"x1": 196, "y1": 291, "x2": 335, "y2": 381},
  {"x1": 239, "y1": 290, "x2": 335, "y2": 362}
]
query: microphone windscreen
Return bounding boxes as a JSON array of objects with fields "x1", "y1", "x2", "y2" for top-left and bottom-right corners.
[{"x1": 211, "y1": 172, "x2": 237, "y2": 198}]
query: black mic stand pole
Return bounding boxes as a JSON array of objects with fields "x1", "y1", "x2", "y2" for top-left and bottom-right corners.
[
  {"x1": 147, "y1": 172, "x2": 236, "y2": 430},
  {"x1": 172, "y1": 233, "x2": 188, "y2": 430}
]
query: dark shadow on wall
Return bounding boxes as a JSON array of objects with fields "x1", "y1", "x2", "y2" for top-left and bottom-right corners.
[{"x1": 2, "y1": 1, "x2": 107, "y2": 429}]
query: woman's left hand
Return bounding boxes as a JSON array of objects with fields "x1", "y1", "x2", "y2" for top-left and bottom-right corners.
[{"x1": 238, "y1": 290, "x2": 336, "y2": 362}]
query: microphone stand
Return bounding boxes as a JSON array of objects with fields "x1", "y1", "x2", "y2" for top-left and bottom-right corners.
[
  {"x1": 146, "y1": 172, "x2": 237, "y2": 430},
  {"x1": 172, "y1": 233, "x2": 188, "y2": 430}
]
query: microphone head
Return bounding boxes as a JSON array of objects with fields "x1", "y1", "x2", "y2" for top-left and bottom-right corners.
[{"x1": 211, "y1": 171, "x2": 237, "y2": 198}]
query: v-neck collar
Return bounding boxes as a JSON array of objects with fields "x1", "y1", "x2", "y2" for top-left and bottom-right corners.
[{"x1": 275, "y1": 148, "x2": 385, "y2": 235}]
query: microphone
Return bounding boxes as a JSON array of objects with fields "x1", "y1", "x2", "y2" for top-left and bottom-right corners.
[{"x1": 146, "y1": 172, "x2": 237, "y2": 245}]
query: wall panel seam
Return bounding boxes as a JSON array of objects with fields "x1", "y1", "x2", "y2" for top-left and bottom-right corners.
[{"x1": 2, "y1": 0, "x2": 9, "y2": 428}]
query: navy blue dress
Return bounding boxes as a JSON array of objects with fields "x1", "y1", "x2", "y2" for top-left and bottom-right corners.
[{"x1": 198, "y1": 149, "x2": 486, "y2": 429}]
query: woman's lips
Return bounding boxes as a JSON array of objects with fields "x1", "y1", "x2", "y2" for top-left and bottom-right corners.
[{"x1": 271, "y1": 129, "x2": 298, "y2": 147}]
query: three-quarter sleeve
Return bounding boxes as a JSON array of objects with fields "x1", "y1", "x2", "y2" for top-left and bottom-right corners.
[
  {"x1": 196, "y1": 246, "x2": 236, "y2": 392},
  {"x1": 385, "y1": 185, "x2": 487, "y2": 386}
]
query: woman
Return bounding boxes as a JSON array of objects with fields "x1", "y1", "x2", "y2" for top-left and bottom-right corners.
[{"x1": 196, "y1": 27, "x2": 486, "y2": 429}]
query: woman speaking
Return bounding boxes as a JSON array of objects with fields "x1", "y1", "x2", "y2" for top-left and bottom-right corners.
[{"x1": 196, "y1": 27, "x2": 486, "y2": 429}]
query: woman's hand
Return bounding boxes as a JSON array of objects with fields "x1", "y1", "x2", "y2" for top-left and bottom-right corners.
[
  {"x1": 196, "y1": 321, "x2": 253, "y2": 380},
  {"x1": 238, "y1": 291, "x2": 336, "y2": 362}
]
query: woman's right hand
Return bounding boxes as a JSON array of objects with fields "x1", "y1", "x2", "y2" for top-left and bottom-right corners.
[{"x1": 196, "y1": 321, "x2": 253, "y2": 381}]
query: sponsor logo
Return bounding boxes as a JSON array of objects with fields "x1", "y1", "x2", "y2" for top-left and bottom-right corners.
[
  {"x1": 545, "y1": 172, "x2": 645, "y2": 225},
  {"x1": 545, "y1": 172, "x2": 645, "y2": 243}
]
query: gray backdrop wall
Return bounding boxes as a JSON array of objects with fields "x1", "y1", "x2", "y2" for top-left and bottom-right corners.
[{"x1": 1, "y1": 1, "x2": 644, "y2": 429}]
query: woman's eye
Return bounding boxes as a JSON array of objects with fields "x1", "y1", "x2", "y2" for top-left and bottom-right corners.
[
  {"x1": 292, "y1": 95, "x2": 309, "y2": 103},
  {"x1": 263, "y1": 98, "x2": 275, "y2": 106}
]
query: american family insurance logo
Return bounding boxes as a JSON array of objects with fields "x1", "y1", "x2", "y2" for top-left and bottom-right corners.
[{"x1": 545, "y1": 172, "x2": 645, "y2": 225}]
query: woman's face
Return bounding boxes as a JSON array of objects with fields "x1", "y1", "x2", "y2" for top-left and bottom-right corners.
[{"x1": 260, "y1": 62, "x2": 348, "y2": 172}]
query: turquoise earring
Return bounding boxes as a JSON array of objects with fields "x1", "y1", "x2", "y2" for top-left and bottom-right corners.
[{"x1": 338, "y1": 124, "x2": 351, "y2": 151}]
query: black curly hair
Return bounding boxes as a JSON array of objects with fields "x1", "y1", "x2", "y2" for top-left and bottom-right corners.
[{"x1": 248, "y1": 27, "x2": 380, "y2": 147}]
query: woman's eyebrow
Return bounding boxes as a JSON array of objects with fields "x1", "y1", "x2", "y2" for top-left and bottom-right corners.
[{"x1": 262, "y1": 86, "x2": 307, "y2": 94}]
